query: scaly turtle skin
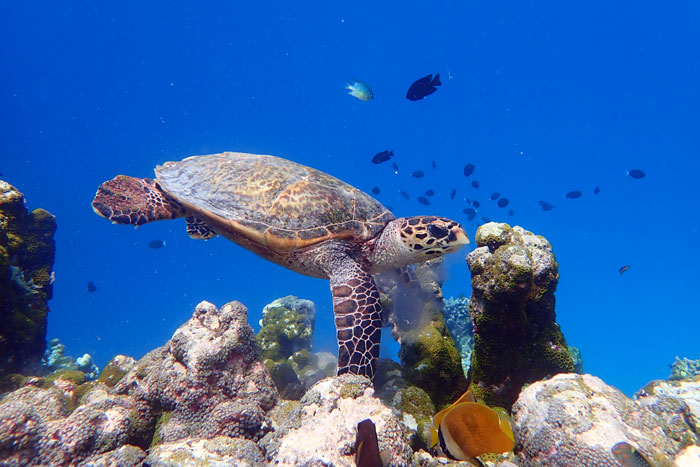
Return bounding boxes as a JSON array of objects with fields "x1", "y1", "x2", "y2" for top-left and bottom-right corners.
[{"x1": 92, "y1": 152, "x2": 469, "y2": 378}]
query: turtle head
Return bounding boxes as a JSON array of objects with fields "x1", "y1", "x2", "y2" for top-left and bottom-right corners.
[
  {"x1": 368, "y1": 216, "x2": 469, "y2": 272},
  {"x1": 396, "y1": 216, "x2": 470, "y2": 258}
]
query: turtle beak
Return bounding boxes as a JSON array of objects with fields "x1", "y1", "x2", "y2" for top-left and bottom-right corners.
[
  {"x1": 452, "y1": 226, "x2": 470, "y2": 246},
  {"x1": 445, "y1": 226, "x2": 470, "y2": 253}
]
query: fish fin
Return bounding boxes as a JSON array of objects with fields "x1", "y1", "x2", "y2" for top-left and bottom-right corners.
[
  {"x1": 432, "y1": 73, "x2": 442, "y2": 86},
  {"x1": 430, "y1": 425, "x2": 439, "y2": 448},
  {"x1": 433, "y1": 388, "x2": 475, "y2": 432}
]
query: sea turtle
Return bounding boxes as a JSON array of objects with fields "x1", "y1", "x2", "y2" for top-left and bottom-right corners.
[{"x1": 92, "y1": 152, "x2": 469, "y2": 378}]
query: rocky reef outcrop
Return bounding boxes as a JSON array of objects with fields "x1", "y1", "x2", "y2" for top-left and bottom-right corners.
[
  {"x1": 0, "y1": 181, "x2": 56, "y2": 375},
  {"x1": 0, "y1": 300, "x2": 278, "y2": 466},
  {"x1": 1, "y1": 292, "x2": 698, "y2": 465},
  {"x1": 512, "y1": 373, "x2": 700, "y2": 466},
  {"x1": 465, "y1": 222, "x2": 574, "y2": 410},
  {"x1": 261, "y1": 373, "x2": 413, "y2": 466}
]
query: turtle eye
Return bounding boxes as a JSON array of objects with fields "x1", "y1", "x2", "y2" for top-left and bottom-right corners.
[{"x1": 428, "y1": 224, "x2": 448, "y2": 239}]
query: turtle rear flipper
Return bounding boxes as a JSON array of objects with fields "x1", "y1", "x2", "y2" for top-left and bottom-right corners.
[
  {"x1": 186, "y1": 216, "x2": 217, "y2": 239},
  {"x1": 92, "y1": 175, "x2": 183, "y2": 226}
]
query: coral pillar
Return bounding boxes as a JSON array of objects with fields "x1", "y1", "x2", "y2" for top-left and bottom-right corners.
[
  {"x1": 0, "y1": 180, "x2": 57, "y2": 374},
  {"x1": 466, "y1": 222, "x2": 574, "y2": 410}
]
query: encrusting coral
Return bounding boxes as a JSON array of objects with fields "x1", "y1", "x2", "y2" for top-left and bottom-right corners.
[
  {"x1": 465, "y1": 223, "x2": 575, "y2": 410},
  {"x1": 0, "y1": 180, "x2": 56, "y2": 375}
]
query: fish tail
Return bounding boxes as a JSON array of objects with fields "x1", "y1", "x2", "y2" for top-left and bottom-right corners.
[{"x1": 432, "y1": 73, "x2": 442, "y2": 86}]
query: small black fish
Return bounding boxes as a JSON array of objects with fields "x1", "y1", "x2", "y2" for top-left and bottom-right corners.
[
  {"x1": 411, "y1": 170, "x2": 425, "y2": 178},
  {"x1": 539, "y1": 200, "x2": 555, "y2": 211},
  {"x1": 471, "y1": 180, "x2": 480, "y2": 188},
  {"x1": 462, "y1": 207, "x2": 477, "y2": 221},
  {"x1": 400, "y1": 190, "x2": 410, "y2": 199},
  {"x1": 371, "y1": 186, "x2": 381, "y2": 195},
  {"x1": 355, "y1": 419, "x2": 382, "y2": 467},
  {"x1": 86, "y1": 281, "x2": 97, "y2": 293},
  {"x1": 392, "y1": 163, "x2": 399, "y2": 173},
  {"x1": 432, "y1": 161, "x2": 437, "y2": 169},
  {"x1": 593, "y1": 186, "x2": 601, "y2": 195},
  {"x1": 406, "y1": 73, "x2": 441, "y2": 101},
  {"x1": 472, "y1": 200, "x2": 480, "y2": 208},
  {"x1": 619, "y1": 265, "x2": 631, "y2": 275},
  {"x1": 565, "y1": 190, "x2": 582, "y2": 199},
  {"x1": 627, "y1": 169, "x2": 646, "y2": 179},
  {"x1": 497, "y1": 198, "x2": 510, "y2": 208},
  {"x1": 424, "y1": 189, "x2": 435, "y2": 197},
  {"x1": 417, "y1": 196, "x2": 430, "y2": 206},
  {"x1": 463, "y1": 163, "x2": 475, "y2": 177},
  {"x1": 490, "y1": 192, "x2": 500, "y2": 201},
  {"x1": 372, "y1": 150, "x2": 394, "y2": 164},
  {"x1": 450, "y1": 188, "x2": 457, "y2": 200},
  {"x1": 508, "y1": 210, "x2": 514, "y2": 216},
  {"x1": 481, "y1": 216, "x2": 492, "y2": 223},
  {"x1": 149, "y1": 239, "x2": 165, "y2": 249}
]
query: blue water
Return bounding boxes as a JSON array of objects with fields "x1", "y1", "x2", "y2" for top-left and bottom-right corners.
[{"x1": 2, "y1": 2, "x2": 698, "y2": 396}]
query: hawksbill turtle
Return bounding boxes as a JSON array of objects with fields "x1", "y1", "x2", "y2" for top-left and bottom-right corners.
[{"x1": 92, "y1": 152, "x2": 469, "y2": 378}]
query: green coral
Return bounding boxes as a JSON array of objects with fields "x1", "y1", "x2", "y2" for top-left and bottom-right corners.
[
  {"x1": 150, "y1": 411, "x2": 173, "y2": 448},
  {"x1": 46, "y1": 369, "x2": 86, "y2": 385},
  {"x1": 0, "y1": 182, "x2": 56, "y2": 374},
  {"x1": 256, "y1": 296, "x2": 318, "y2": 399},
  {"x1": 0, "y1": 372, "x2": 26, "y2": 394},
  {"x1": 399, "y1": 310, "x2": 468, "y2": 410},
  {"x1": 466, "y1": 223, "x2": 575, "y2": 410},
  {"x1": 98, "y1": 361, "x2": 129, "y2": 387},
  {"x1": 339, "y1": 381, "x2": 365, "y2": 399},
  {"x1": 256, "y1": 296, "x2": 315, "y2": 362}
]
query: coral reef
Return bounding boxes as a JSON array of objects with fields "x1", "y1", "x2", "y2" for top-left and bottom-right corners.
[
  {"x1": 0, "y1": 300, "x2": 279, "y2": 466},
  {"x1": 670, "y1": 356, "x2": 700, "y2": 381},
  {"x1": 374, "y1": 358, "x2": 436, "y2": 451},
  {"x1": 512, "y1": 373, "x2": 700, "y2": 466},
  {"x1": 255, "y1": 295, "x2": 331, "y2": 399},
  {"x1": 0, "y1": 295, "x2": 697, "y2": 465},
  {"x1": 443, "y1": 295, "x2": 474, "y2": 376},
  {"x1": 257, "y1": 295, "x2": 316, "y2": 362},
  {"x1": 114, "y1": 300, "x2": 278, "y2": 445},
  {"x1": 145, "y1": 436, "x2": 264, "y2": 466},
  {"x1": 42, "y1": 338, "x2": 100, "y2": 380},
  {"x1": 97, "y1": 355, "x2": 136, "y2": 388},
  {"x1": 260, "y1": 373, "x2": 413, "y2": 466},
  {"x1": 465, "y1": 222, "x2": 574, "y2": 410},
  {"x1": 0, "y1": 180, "x2": 56, "y2": 375}
]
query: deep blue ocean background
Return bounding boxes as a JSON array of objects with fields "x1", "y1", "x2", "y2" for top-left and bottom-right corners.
[{"x1": 2, "y1": 2, "x2": 698, "y2": 396}]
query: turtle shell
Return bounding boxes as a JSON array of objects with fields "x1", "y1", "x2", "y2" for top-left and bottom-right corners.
[{"x1": 155, "y1": 152, "x2": 395, "y2": 252}]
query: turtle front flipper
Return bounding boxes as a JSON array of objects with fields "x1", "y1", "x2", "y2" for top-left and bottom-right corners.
[
  {"x1": 186, "y1": 216, "x2": 217, "y2": 239},
  {"x1": 328, "y1": 257, "x2": 383, "y2": 379},
  {"x1": 92, "y1": 175, "x2": 183, "y2": 225}
]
